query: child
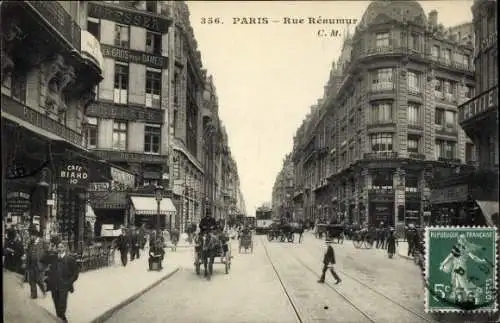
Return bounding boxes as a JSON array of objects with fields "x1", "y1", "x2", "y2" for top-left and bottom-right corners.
[{"x1": 318, "y1": 238, "x2": 341, "y2": 284}]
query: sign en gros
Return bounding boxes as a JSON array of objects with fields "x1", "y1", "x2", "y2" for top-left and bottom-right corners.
[{"x1": 101, "y1": 44, "x2": 168, "y2": 69}]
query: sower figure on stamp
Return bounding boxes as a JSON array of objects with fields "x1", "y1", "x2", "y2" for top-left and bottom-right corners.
[
  {"x1": 317, "y1": 238, "x2": 341, "y2": 284},
  {"x1": 439, "y1": 233, "x2": 489, "y2": 302}
]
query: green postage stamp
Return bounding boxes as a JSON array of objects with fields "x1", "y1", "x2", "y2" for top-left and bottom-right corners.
[{"x1": 425, "y1": 226, "x2": 498, "y2": 313}]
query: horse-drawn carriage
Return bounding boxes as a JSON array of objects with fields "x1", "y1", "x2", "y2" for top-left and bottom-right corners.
[
  {"x1": 239, "y1": 230, "x2": 253, "y2": 253},
  {"x1": 352, "y1": 227, "x2": 375, "y2": 249},
  {"x1": 324, "y1": 224, "x2": 345, "y2": 243},
  {"x1": 194, "y1": 230, "x2": 231, "y2": 280},
  {"x1": 267, "y1": 223, "x2": 294, "y2": 243}
]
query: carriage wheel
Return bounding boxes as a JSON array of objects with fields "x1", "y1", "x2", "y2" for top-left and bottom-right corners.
[{"x1": 353, "y1": 239, "x2": 362, "y2": 249}]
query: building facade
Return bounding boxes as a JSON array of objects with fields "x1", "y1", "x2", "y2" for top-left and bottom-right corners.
[
  {"x1": 441, "y1": 0, "x2": 498, "y2": 227},
  {"x1": 286, "y1": 1, "x2": 477, "y2": 230},
  {"x1": 0, "y1": 1, "x2": 122, "y2": 249},
  {"x1": 272, "y1": 154, "x2": 295, "y2": 221}
]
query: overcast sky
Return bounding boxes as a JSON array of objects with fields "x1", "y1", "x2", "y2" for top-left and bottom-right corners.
[{"x1": 186, "y1": 1, "x2": 474, "y2": 216}]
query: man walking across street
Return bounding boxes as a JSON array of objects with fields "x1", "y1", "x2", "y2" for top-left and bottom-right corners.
[
  {"x1": 26, "y1": 230, "x2": 47, "y2": 299},
  {"x1": 45, "y1": 242, "x2": 79, "y2": 323},
  {"x1": 130, "y1": 228, "x2": 140, "y2": 261},
  {"x1": 317, "y1": 238, "x2": 341, "y2": 284},
  {"x1": 115, "y1": 228, "x2": 130, "y2": 266}
]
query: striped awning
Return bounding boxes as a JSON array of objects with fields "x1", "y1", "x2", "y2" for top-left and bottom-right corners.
[
  {"x1": 476, "y1": 200, "x2": 499, "y2": 227},
  {"x1": 130, "y1": 196, "x2": 177, "y2": 216}
]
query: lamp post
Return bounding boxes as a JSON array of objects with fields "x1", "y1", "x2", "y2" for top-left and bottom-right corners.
[{"x1": 154, "y1": 185, "x2": 163, "y2": 234}]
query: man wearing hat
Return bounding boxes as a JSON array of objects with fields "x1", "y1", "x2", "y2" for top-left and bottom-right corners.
[{"x1": 317, "y1": 238, "x2": 341, "y2": 284}]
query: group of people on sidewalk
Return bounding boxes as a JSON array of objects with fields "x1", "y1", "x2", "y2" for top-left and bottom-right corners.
[{"x1": 4, "y1": 227, "x2": 79, "y2": 323}]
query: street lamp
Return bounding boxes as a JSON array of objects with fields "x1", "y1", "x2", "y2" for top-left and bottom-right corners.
[{"x1": 154, "y1": 185, "x2": 163, "y2": 234}]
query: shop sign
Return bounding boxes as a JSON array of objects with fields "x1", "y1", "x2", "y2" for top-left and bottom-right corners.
[
  {"x1": 86, "y1": 102, "x2": 164, "y2": 123},
  {"x1": 372, "y1": 204, "x2": 392, "y2": 225},
  {"x1": 58, "y1": 162, "x2": 89, "y2": 186},
  {"x1": 89, "y1": 182, "x2": 110, "y2": 192},
  {"x1": 101, "y1": 44, "x2": 168, "y2": 69},
  {"x1": 111, "y1": 167, "x2": 135, "y2": 189},
  {"x1": 88, "y1": 2, "x2": 170, "y2": 33},
  {"x1": 81, "y1": 30, "x2": 104, "y2": 70},
  {"x1": 430, "y1": 184, "x2": 468, "y2": 204},
  {"x1": 6, "y1": 192, "x2": 31, "y2": 213}
]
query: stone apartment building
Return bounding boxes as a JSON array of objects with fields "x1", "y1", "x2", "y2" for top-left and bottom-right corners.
[
  {"x1": 272, "y1": 154, "x2": 295, "y2": 221},
  {"x1": 288, "y1": 0, "x2": 477, "y2": 229}
]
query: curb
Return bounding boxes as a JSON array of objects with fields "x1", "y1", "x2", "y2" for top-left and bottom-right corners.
[
  {"x1": 398, "y1": 253, "x2": 415, "y2": 260},
  {"x1": 90, "y1": 267, "x2": 180, "y2": 323}
]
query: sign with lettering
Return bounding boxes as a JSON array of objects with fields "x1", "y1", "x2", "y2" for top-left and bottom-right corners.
[
  {"x1": 111, "y1": 167, "x2": 135, "y2": 189},
  {"x1": 94, "y1": 150, "x2": 167, "y2": 164},
  {"x1": 6, "y1": 191, "x2": 31, "y2": 213},
  {"x1": 81, "y1": 30, "x2": 103, "y2": 70},
  {"x1": 86, "y1": 102, "x2": 164, "y2": 123},
  {"x1": 58, "y1": 162, "x2": 89, "y2": 186},
  {"x1": 89, "y1": 182, "x2": 110, "y2": 192},
  {"x1": 430, "y1": 184, "x2": 469, "y2": 204},
  {"x1": 101, "y1": 44, "x2": 168, "y2": 69},
  {"x1": 88, "y1": 2, "x2": 170, "y2": 33}
]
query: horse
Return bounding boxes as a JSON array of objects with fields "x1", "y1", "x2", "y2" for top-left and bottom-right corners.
[{"x1": 195, "y1": 231, "x2": 220, "y2": 280}]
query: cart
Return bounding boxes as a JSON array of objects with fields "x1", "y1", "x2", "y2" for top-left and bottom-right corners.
[{"x1": 239, "y1": 232, "x2": 253, "y2": 253}]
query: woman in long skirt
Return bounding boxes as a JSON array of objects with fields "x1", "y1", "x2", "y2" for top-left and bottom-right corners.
[{"x1": 387, "y1": 229, "x2": 397, "y2": 258}]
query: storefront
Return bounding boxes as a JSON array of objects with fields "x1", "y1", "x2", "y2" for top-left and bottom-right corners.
[
  {"x1": 368, "y1": 190, "x2": 395, "y2": 226},
  {"x1": 404, "y1": 192, "x2": 421, "y2": 225}
]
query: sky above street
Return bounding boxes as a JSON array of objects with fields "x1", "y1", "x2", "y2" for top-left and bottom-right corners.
[{"x1": 186, "y1": 1, "x2": 473, "y2": 216}]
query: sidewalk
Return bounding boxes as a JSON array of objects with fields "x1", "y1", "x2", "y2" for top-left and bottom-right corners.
[
  {"x1": 25, "y1": 247, "x2": 192, "y2": 323},
  {"x1": 396, "y1": 240, "x2": 414, "y2": 260}
]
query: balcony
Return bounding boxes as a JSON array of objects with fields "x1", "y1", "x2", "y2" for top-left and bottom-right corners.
[
  {"x1": 408, "y1": 153, "x2": 426, "y2": 160},
  {"x1": 363, "y1": 152, "x2": 399, "y2": 160},
  {"x1": 81, "y1": 31, "x2": 104, "y2": 75},
  {"x1": 368, "y1": 188, "x2": 394, "y2": 195},
  {"x1": 24, "y1": 1, "x2": 81, "y2": 50},
  {"x1": 458, "y1": 86, "x2": 498, "y2": 125}
]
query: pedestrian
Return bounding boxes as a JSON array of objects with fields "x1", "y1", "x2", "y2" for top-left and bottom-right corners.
[
  {"x1": 130, "y1": 229, "x2": 140, "y2": 261},
  {"x1": 44, "y1": 242, "x2": 79, "y2": 323},
  {"x1": 26, "y1": 230, "x2": 48, "y2": 299},
  {"x1": 317, "y1": 238, "x2": 341, "y2": 284},
  {"x1": 148, "y1": 239, "x2": 165, "y2": 271},
  {"x1": 4, "y1": 228, "x2": 24, "y2": 274},
  {"x1": 387, "y1": 228, "x2": 397, "y2": 258},
  {"x1": 115, "y1": 228, "x2": 130, "y2": 267},
  {"x1": 298, "y1": 224, "x2": 304, "y2": 243}
]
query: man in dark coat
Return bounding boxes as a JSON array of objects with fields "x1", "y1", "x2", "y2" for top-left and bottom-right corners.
[
  {"x1": 115, "y1": 228, "x2": 130, "y2": 266},
  {"x1": 4, "y1": 229, "x2": 24, "y2": 274},
  {"x1": 44, "y1": 242, "x2": 79, "y2": 323},
  {"x1": 26, "y1": 231, "x2": 47, "y2": 298},
  {"x1": 130, "y1": 229, "x2": 140, "y2": 261},
  {"x1": 148, "y1": 239, "x2": 166, "y2": 270},
  {"x1": 317, "y1": 239, "x2": 341, "y2": 284},
  {"x1": 199, "y1": 213, "x2": 217, "y2": 235}
]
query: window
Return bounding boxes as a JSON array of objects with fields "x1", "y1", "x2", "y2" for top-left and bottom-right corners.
[
  {"x1": 434, "y1": 79, "x2": 443, "y2": 93},
  {"x1": 143, "y1": 179, "x2": 159, "y2": 187},
  {"x1": 370, "y1": 133, "x2": 393, "y2": 152},
  {"x1": 465, "y1": 143, "x2": 476, "y2": 162},
  {"x1": 114, "y1": 64, "x2": 128, "y2": 104},
  {"x1": 405, "y1": 174, "x2": 419, "y2": 192},
  {"x1": 435, "y1": 108, "x2": 444, "y2": 125},
  {"x1": 466, "y1": 86, "x2": 474, "y2": 98},
  {"x1": 145, "y1": 70, "x2": 161, "y2": 108},
  {"x1": 144, "y1": 125, "x2": 161, "y2": 154},
  {"x1": 432, "y1": 45, "x2": 440, "y2": 59},
  {"x1": 375, "y1": 32, "x2": 390, "y2": 47},
  {"x1": 407, "y1": 136, "x2": 420, "y2": 153},
  {"x1": 407, "y1": 103, "x2": 420, "y2": 125},
  {"x1": 372, "y1": 172, "x2": 392, "y2": 189},
  {"x1": 174, "y1": 27, "x2": 182, "y2": 58},
  {"x1": 85, "y1": 117, "x2": 98, "y2": 149},
  {"x1": 173, "y1": 73, "x2": 179, "y2": 104},
  {"x1": 435, "y1": 140, "x2": 456, "y2": 159},
  {"x1": 371, "y1": 68, "x2": 393, "y2": 91},
  {"x1": 114, "y1": 24, "x2": 129, "y2": 48},
  {"x1": 146, "y1": 31, "x2": 162, "y2": 55},
  {"x1": 407, "y1": 71, "x2": 420, "y2": 93},
  {"x1": 444, "y1": 110, "x2": 456, "y2": 129},
  {"x1": 146, "y1": 1, "x2": 156, "y2": 13},
  {"x1": 370, "y1": 102, "x2": 392, "y2": 123},
  {"x1": 442, "y1": 48, "x2": 451, "y2": 63},
  {"x1": 87, "y1": 17, "x2": 100, "y2": 40},
  {"x1": 409, "y1": 33, "x2": 419, "y2": 50},
  {"x1": 173, "y1": 109, "x2": 178, "y2": 136},
  {"x1": 11, "y1": 70, "x2": 27, "y2": 103},
  {"x1": 112, "y1": 121, "x2": 127, "y2": 150}
]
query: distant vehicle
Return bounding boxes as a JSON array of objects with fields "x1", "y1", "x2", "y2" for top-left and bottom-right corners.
[{"x1": 255, "y1": 206, "x2": 273, "y2": 234}]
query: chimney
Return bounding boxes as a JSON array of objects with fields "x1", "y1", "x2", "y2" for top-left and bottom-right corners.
[{"x1": 428, "y1": 10, "x2": 438, "y2": 28}]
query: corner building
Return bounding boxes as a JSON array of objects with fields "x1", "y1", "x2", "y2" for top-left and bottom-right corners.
[
  {"x1": 292, "y1": 1, "x2": 477, "y2": 229},
  {"x1": 83, "y1": 1, "x2": 176, "y2": 233}
]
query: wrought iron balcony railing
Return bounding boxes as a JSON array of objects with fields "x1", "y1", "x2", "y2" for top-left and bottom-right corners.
[{"x1": 363, "y1": 151, "x2": 399, "y2": 160}]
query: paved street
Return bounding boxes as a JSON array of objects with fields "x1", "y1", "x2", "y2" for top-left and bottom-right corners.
[{"x1": 106, "y1": 232, "x2": 435, "y2": 323}]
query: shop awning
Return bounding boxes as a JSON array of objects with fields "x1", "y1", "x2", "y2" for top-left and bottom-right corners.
[
  {"x1": 130, "y1": 196, "x2": 177, "y2": 216},
  {"x1": 476, "y1": 200, "x2": 499, "y2": 227},
  {"x1": 86, "y1": 204, "x2": 96, "y2": 220}
]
